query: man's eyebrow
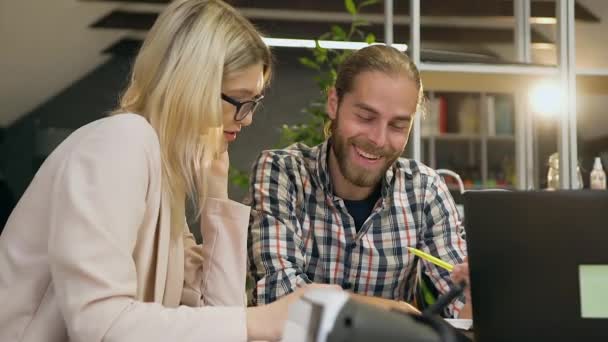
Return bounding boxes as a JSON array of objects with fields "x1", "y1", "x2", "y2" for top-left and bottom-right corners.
[
  {"x1": 354, "y1": 103, "x2": 381, "y2": 115},
  {"x1": 355, "y1": 103, "x2": 413, "y2": 121},
  {"x1": 392, "y1": 116, "x2": 412, "y2": 122}
]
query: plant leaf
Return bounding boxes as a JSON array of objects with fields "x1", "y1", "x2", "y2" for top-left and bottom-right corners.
[
  {"x1": 319, "y1": 32, "x2": 332, "y2": 40},
  {"x1": 314, "y1": 39, "x2": 322, "y2": 50},
  {"x1": 345, "y1": 0, "x2": 357, "y2": 15},
  {"x1": 358, "y1": 0, "x2": 379, "y2": 10},
  {"x1": 331, "y1": 25, "x2": 347, "y2": 41},
  {"x1": 299, "y1": 57, "x2": 320, "y2": 70},
  {"x1": 228, "y1": 167, "x2": 249, "y2": 190},
  {"x1": 365, "y1": 33, "x2": 376, "y2": 44},
  {"x1": 352, "y1": 19, "x2": 371, "y2": 28}
]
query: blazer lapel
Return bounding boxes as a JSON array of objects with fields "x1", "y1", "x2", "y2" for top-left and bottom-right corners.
[
  {"x1": 153, "y1": 187, "x2": 171, "y2": 303},
  {"x1": 163, "y1": 223, "x2": 185, "y2": 307}
]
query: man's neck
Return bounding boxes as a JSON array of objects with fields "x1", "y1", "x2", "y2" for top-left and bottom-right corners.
[{"x1": 328, "y1": 145, "x2": 379, "y2": 201}]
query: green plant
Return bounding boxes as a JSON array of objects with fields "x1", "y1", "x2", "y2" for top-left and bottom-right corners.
[
  {"x1": 277, "y1": 0, "x2": 379, "y2": 148},
  {"x1": 230, "y1": 0, "x2": 379, "y2": 190},
  {"x1": 228, "y1": 166, "x2": 250, "y2": 190}
]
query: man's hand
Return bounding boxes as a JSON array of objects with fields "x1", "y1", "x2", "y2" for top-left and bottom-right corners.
[
  {"x1": 206, "y1": 151, "x2": 229, "y2": 199},
  {"x1": 451, "y1": 257, "x2": 473, "y2": 318}
]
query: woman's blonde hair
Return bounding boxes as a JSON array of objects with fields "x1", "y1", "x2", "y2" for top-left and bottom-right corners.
[{"x1": 114, "y1": 0, "x2": 271, "y2": 223}]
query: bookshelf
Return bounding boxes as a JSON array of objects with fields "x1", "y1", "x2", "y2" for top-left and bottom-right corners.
[
  {"x1": 420, "y1": 91, "x2": 517, "y2": 190},
  {"x1": 405, "y1": 0, "x2": 583, "y2": 190}
]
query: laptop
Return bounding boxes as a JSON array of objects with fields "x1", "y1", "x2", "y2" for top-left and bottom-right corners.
[{"x1": 463, "y1": 190, "x2": 608, "y2": 342}]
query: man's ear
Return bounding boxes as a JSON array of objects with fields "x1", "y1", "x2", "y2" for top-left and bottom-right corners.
[{"x1": 326, "y1": 87, "x2": 339, "y2": 120}]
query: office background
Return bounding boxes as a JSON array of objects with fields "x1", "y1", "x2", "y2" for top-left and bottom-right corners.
[{"x1": 1, "y1": 0, "x2": 607, "y2": 205}]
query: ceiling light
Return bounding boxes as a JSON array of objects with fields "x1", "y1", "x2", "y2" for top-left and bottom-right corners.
[
  {"x1": 262, "y1": 37, "x2": 407, "y2": 51},
  {"x1": 530, "y1": 81, "x2": 562, "y2": 117}
]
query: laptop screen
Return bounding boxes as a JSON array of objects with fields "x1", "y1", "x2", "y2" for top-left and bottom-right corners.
[{"x1": 463, "y1": 190, "x2": 608, "y2": 342}]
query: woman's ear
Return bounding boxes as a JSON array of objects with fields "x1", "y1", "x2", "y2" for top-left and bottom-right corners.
[{"x1": 326, "y1": 87, "x2": 339, "y2": 120}]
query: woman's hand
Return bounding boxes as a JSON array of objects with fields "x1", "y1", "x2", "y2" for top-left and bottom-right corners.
[
  {"x1": 206, "y1": 151, "x2": 229, "y2": 199},
  {"x1": 246, "y1": 284, "x2": 342, "y2": 341}
]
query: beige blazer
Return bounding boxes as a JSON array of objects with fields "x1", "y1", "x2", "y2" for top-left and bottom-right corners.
[{"x1": 0, "y1": 114, "x2": 250, "y2": 341}]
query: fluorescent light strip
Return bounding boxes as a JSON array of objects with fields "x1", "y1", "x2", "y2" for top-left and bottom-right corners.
[{"x1": 262, "y1": 37, "x2": 408, "y2": 51}]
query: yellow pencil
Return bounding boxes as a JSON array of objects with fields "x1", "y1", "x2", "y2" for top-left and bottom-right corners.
[{"x1": 407, "y1": 247, "x2": 454, "y2": 272}]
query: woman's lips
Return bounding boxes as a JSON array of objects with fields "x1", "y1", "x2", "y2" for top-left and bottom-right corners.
[{"x1": 224, "y1": 131, "x2": 238, "y2": 142}]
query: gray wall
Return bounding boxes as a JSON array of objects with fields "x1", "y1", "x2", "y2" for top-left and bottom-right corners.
[
  {"x1": 0, "y1": 56, "x2": 132, "y2": 199},
  {"x1": 0, "y1": 49, "x2": 320, "y2": 203}
]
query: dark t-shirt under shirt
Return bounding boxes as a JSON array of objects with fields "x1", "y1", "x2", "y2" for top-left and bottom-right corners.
[{"x1": 342, "y1": 186, "x2": 381, "y2": 232}]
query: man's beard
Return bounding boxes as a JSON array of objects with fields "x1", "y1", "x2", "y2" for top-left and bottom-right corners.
[{"x1": 331, "y1": 120, "x2": 402, "y2": 188}]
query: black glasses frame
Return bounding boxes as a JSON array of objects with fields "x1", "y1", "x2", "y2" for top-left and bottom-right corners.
[{"x1": 221, "y1": 93, "x2": 264, "y2": 121}]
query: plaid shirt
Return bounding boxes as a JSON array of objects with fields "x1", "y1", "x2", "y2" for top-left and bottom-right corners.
[{"x1": 248, "y1": 140, "x2": 467, "y2": 316}]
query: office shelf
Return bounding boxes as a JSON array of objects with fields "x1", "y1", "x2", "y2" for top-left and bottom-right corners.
[
  {"x1": 420, "y1": 90, "x2": 517, "y2": 190},
  {"x1": 422, "y1": 133, "x2": 515, "y2": 141}
]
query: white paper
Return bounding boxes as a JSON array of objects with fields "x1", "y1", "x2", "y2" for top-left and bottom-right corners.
[{"x1": 445, "y1": 318, "x2": 473, "y2": 330}]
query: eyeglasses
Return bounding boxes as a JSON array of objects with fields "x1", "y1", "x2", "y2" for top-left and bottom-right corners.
[{"x1": 221, "y1": 93, "x2": 264, "y2": 121}]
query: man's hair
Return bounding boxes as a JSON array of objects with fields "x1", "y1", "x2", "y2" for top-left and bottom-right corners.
[
  {"x1": 324, "y1": 45, "x2": 425, "y2": 138},
  {"x1": 336, "y1": 45, "x2": 424, "y2": 110}
]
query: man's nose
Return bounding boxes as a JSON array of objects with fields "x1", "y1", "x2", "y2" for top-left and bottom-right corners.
[{"x1": 366, "y1": 123, "x2": 387, "y2": 148}]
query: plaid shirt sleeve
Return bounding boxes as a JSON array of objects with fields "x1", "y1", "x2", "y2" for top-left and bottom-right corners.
[
  {"x1": 420, "y1": 173, "x2": 468, "y2": 318},
  {"x1": 248, "y1": 151, "x2": 311, "y2": 305}
]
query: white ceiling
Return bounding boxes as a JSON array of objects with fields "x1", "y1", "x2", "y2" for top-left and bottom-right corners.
[
  {"x1": 0, "y1": 0, "x2": 124, "y2": 126},
  {"x1": 0, "y1": 0, "x2": 606, "y2": 128}
]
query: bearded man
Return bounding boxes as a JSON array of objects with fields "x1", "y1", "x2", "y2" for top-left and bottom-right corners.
[{"x1": 247, "y1": 45, "x2": 471, "y2": 318}]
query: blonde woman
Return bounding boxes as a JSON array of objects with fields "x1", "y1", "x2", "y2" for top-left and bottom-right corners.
[{"x1": 0, "y1": 1, "x2": 335, "y2": 341}]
